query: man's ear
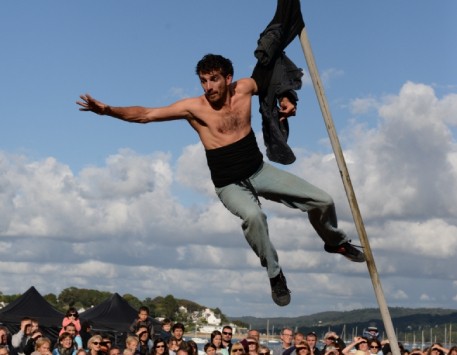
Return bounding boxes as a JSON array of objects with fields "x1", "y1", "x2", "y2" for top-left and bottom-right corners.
[{"x1": 225, "y1": 74, "x2": 233, "y2": 85}]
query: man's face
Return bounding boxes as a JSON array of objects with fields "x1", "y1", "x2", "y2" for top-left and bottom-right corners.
[
  {"x1": 138, "y1": 311, "x2": 148, "y2": 322},
  {"x1": 199, "y1": 71, "x2": 232, "y2": 104},
  {"x1": 248, "y1": 330, "x2": 260, "y2": 343},
  {"x1": 306, "y1": 336, "x2": 316, "y2": 348},
  {"x1": 173, "y1": 328, "x2": 183, "y2": 340},
  {"x1": 294, "y1": 335, "x2": 304, "y2": 345},
  {"x1": 281, "y1": 330, "x2": 293, "y2": 346},
  {"x1": 222, "y1": 328, "x2": 232, "y2": 343}
]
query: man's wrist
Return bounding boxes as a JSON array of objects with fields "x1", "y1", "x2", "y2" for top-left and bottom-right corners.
[{"x1": 102, "y1": 105, "x2": 111, "y2": 115}]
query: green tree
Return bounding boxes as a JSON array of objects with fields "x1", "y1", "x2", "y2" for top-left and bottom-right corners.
[
  {"x1": 44, "y1": 293, "x2": 60, "y2": 310},
  {"x1": 122, "y1": 294, "x2": 142, "y2": 310}
]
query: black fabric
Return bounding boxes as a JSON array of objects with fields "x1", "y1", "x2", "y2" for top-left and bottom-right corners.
[
  {"x1": 251, "y1": 0, "x2": 305, "y2": 165},
  {"x1": 79, "y1": 293, "x2": 160, "y2": 333},
  {"x1": 0, "y1": 286, "x2": 64, "y2": 327},
  {"x1": 205, "y1": 130, "x2": 263, "y2": 188}
]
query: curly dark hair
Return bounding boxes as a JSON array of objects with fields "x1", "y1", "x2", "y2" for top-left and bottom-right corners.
[{"x1": 196, "y1": 54, "x2": 234, "y2": 78}]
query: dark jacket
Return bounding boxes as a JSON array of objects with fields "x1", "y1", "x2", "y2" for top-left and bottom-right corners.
[{"x1": 251, "y1": 0, "x2": 305, "y2": 165}]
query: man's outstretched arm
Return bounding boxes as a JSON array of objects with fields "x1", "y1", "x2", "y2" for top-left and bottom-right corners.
[{"x1": 77, "y1": 93, "x2": 191, "y2": 123}]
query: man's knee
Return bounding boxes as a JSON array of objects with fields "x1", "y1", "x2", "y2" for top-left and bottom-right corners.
[{"x1": 243, "y1": 208, "x2": 267, "y2": 228}]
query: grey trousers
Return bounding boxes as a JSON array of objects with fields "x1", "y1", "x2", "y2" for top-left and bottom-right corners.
[{"x1": 215, "y1": 162, "x2": 348, "y2": 278}]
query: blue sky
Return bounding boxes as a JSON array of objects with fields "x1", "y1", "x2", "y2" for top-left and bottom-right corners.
[{"x1": 1, "y1": 0, "x2": 457, "y2": 319}]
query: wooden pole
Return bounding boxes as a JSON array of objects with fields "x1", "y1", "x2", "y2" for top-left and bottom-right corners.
[{"x1": 298, "y1": 25, "x2": 401, "y2": 355}]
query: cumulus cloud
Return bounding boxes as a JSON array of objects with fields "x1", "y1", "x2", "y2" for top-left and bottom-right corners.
[{"x1": 1, "y1": 81, "x2": 457, "y2": 316}]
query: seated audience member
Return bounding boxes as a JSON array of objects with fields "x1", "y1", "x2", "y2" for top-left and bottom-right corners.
[
  {"x1": 12, "y1": 318, "x2": 34, "y2": 355},
  {"x1": 129, "y1": 307, "x2": 155, "y2": 340},
  {"x1": 321, "y1": 333, "x2": 345, "y2": 355},
  {"x1": 230, "y1": 344, "x2": 245, "y2": 355},
  {"x1": 23, "y1": 328, "x2": 44, "y2": 355},
  {"x1": 125, "y1": 336, "x2": 140, "y2": 355},
  {"x1": 168, "y1": 337, "x2": 180, "y2": 355},
  {"x1": 295, "y1": 343, "x2": 311, "y2": 355},
  {"x1": 171, "y1": 325, "x2": 185, "y2": 347},
  {"x1": 204, "y1": 344, "x2": 216, "y2": 355},
  {"x1": 305, "y1": 332, "x2": 320, "y2": 355},
  {"x1": 87, "y1": 335, "x2": 103, "y2": 355},
  {"x1": 30, "y1": 338, "x2": 51, "y2": 355},
  {"x1": 151, "y1": 339, "x2": 168, "y2": 355},
  {"x1": 157, "y1": 320, "x2": 172, "y2": 343},
  {"x1": 368, "y1": 340, "x2": 381, "y2": 355},
  {"x1": 1, "y1": 345, "x2": 11, "y2": 355},
  {"x1": 52, "y1": 333, "x2": 76, "y2": 355},
  {"x1": 63, "y1": 324, "x2": 82, "y2": 350},
  {"x1": 60, "y1": 309, "x2": 81, "y2": 336},
  {"x1": 210, "y1": 331, "x2": 228, "y2": 355},
  {"x1": 0, "y1": 327, "x2": 17, "y2": 355},
  {"x1": 186, "y1": 341, "x2": 199, "y2": 355},
  {"x1": 246, "y1": 338, "x2": 258, "y2": 355},
  {"x1": 342, "y1": 337, "x2": 369, "y2": 355},
  {"x1": 136, "y1": 327, "x2": 152, "y2": 355}
]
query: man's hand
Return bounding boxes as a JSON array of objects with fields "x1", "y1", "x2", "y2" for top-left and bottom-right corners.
[
  {"x1": 278, "y1": 96, "x2": 296, "y2": 121},
  {"x1": 77, "y1": 93, "x2": 109, "y2": 115}
]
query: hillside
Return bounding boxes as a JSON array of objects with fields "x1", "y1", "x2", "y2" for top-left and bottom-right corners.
[{"x1": 229, "y1": 307, "x2": 457, "y2": 341}]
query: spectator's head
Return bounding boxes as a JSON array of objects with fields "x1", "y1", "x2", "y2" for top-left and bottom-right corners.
[
  {"x1": 154, "y1": 338, "x2": 168, "y2": 355},
  {"x1": 0, "y1": 345, "x2": 10, "y2": 355},
  {"x1": 172, "y1": 323, "x2": 185, "y2": 340},
  {"x1": 66, "y1": 307, "x2": 79, "y2": 321},
  {"x1": 88, "y1": 335, "x2": 103, "y2": 353},
  {"x1": 305, "y1": 332, "x2": 317, "y2": 349},
  {"x1": 230, "y1": 343, "x2": 245, "y2": 355},
  {"x1": 0, "y1": 327, "x2": 9, "y2": 346},
  {"x1": 138, "y1": 306, "x2": 150, "y2": 322},
  {"x1": 161, "y1": 319, "x2": 172, "y2": 332},
  {"x1": 58, "y1": 332, "x2": 75, "y2": 350},
  {"x1": 204, "y1": 343, "x2": 216, "y2": 355},
  {"x1": 35, "y1": 337, "x2": 51, "y2": 355},
  {"x1": 247, "y1": 330, "x2": 259, "y2": 343}
]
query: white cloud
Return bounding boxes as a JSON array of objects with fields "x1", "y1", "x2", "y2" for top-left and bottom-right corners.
[{"x1": 1, "y1": 81, "x2": 457, "y2": 316}]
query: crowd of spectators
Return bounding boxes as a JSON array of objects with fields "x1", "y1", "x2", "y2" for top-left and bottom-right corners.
[{"x1": 1, "y1": 309, "x2": 456, "y2": 355}]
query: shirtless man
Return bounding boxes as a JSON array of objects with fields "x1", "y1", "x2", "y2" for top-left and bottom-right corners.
[{"x1": 77, "y1": 54, "x2": 365, "y2": 307}]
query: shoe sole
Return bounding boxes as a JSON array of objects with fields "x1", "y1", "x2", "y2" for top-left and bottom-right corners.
[{"x1": 272, "y1": 292, "x2": 291, "y2": 306}]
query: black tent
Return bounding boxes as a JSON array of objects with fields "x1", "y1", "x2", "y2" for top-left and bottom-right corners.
[
  {"x1": 0, "y1": 286, "x2": 64, "y2": 328},
  {"x1": 79, "y1": 293, "x2": 138, "y2": 333}
]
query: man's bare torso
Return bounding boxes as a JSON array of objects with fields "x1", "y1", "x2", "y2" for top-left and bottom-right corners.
[{"x1": 186, "y1": 78, "x2": 255, "y2": 150}]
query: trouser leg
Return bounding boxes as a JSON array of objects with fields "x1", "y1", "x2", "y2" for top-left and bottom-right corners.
[
  {"x1": 250, "y1": 162, "x2": 348, "y2": 246},
  {"x1": 215, "y1": 182, "x2": 281, "y2": 278}
]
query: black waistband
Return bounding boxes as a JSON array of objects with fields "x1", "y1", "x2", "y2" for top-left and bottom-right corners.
[{"x1": 205, "y1": 130, "x2": 264, "y2": 187}]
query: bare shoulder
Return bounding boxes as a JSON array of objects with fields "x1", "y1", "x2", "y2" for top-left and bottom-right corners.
[{"x1": 233, "y1": 78, "x2": 258, "y2": 95}]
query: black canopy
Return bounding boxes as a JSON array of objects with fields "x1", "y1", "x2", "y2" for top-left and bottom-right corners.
[
  {"x1": 0, "y1": 286, "x2": 64, "y2": 328},
  {"x1": 79, "y1": 293, "x2": 138, "y2": 332}
]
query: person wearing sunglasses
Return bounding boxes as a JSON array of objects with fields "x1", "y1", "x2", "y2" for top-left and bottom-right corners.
[
  {"x1": 60, "y1": 309, "x2": 81, "y2": 336},
  {"x1": 230, "y1": 344, "x2": 245, "y2": 355},
  {"x1": 221, "y1": 327, "x2": 233, "y2": 353},
  {"x1": 152, "y1": 339, "x2": 168, "y2": 355},
  {"x1": 368, "y1": 340, "x2": 381, "y2": 355},
  {"x1": 258, "y1": 346, "x2": 270, "y2": 355},
  {"x1": 87, "y1": 336, "x2": 103, "y2": 355}
]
